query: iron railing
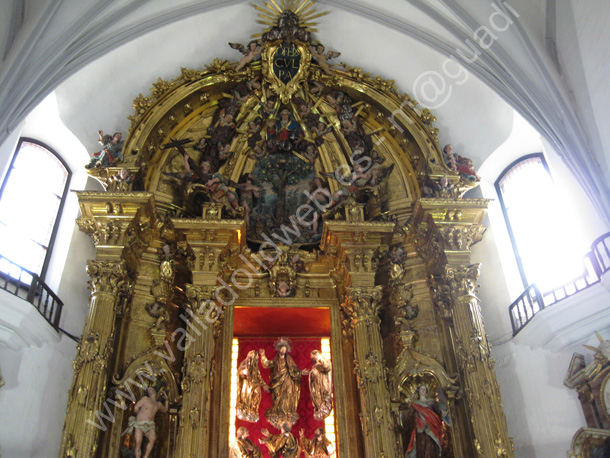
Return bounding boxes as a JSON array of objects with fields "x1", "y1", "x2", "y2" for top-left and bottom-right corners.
[
  {"x1": 509, "y1": 232, "x2": 610, "y2": 335},
  {"x1": 591, "y1": 232, "x2": 610, "y2": 273},
  {"x1": 508, "y1": 284, "x2": 545, "y2": 334},
  {"x1": 0, "y1": 255, "x2": 63, "y2": 330}
]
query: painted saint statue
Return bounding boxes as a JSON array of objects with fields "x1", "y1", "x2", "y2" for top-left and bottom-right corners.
[
  {"x1": 400, "y1": 385, "x2": 450, "y2": 458},
  {"x1": 259, "y1": 337, "x2": 302, "y2": 427}
]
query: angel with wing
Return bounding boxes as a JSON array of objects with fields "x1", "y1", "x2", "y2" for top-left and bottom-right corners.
[
  {"x1": 229, "y1": 40, "x2": 262, "y2": 71},
  {"x1": 321, "y1": 159, "x2": 394, "y2": 210},
  {"x1": 311, "y1": 43, "x2": 341, "y2": 75}
]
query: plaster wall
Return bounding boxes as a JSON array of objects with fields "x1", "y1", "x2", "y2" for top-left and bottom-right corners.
[
  {"x1": 493, "y1": 341, "x2": 585, "y2": 458},
  {"x1": 473, "y1": 110, "x2": 610, "y2": 457},
  {"x1": 0, "y1": 219, "x2": 92, "y2": 458},
  {"x1": 0, "y1": 339, "x2": 75, "y2": 458},
  {"x1": 556, "y1": 0, "x2": 610, "y2": 179},
  {"x1": 0, "y1": 94, "x2": 95, "y2": 458}
]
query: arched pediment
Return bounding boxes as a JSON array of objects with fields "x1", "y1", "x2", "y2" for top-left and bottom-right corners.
[{"x1": 88, "y1": 34, "x2": 474, "y2": 245}]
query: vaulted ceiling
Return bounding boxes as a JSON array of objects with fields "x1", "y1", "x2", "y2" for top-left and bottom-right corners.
[{"x1": 1, "y1": 0, "x2": 609, "y2": 224}]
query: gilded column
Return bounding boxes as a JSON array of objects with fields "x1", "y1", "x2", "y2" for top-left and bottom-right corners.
[
  {"x1": 343, "y1": 286, "x2": 396, "y2": 458},
  {"x1": 59, "y1": 260, "x2": 131, "y2": 458},
  {"x1": 60, "y1": 192, "x2": 156, "y2": 458},
  {"x1": 322, "y1": 219, "x2": 394, "y2": 458},
  {"x1": 171, "y1": 217, "x2": 244, "y2": 458},
  {"x1": 174, "y1": 285, "x2": 223, "y2": 457},
  {"x1": 440, "y1": 264, "x2": 512, "y2": 457},
  {"x1": 408, "y1": 198, "x2": 513, "y2": 457}
]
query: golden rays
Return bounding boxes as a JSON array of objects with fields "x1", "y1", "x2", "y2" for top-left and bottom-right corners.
[{"x1": 249, "y1": 0, "x2": 327, "y2": 36}]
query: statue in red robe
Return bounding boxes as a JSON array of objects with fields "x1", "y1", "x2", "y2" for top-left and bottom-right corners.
[{"x1": 400, "y1": 385, "x2": 450, "y2": 458}]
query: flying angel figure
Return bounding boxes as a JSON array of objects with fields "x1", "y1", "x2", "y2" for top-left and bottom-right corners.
[
  {"x1": 311, "y1": 43, "x2": 341, "y2": 75},
  {"x1": 320, "y1": 160, "x2": 394, "y2": 211},
  {"x1": 229, "y1": 40, "x2": 262, "y2": 71}
]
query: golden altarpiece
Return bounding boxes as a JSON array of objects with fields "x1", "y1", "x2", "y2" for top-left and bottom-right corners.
[{"x1": 60, "y1": 3, "x2": 514, "y2": 457}]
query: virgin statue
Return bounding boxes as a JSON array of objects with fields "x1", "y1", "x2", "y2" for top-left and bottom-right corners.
[{"x1": 259, "y1": 337, "x2": 302, "y2": 427}]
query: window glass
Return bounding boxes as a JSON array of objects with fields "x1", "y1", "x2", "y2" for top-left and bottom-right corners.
[
  {"x1": 0, "y1": 139, "x2": 69, "y2": 278},
  {"x1": 496, "y1": 154, "x2": 588, "y2": 291}
]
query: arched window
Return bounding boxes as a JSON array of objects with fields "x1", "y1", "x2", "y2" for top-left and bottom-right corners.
[
  {"x1": 495, "y1": 153, "x2": 588, "y2": 292},
  {"x1": 0, "y1": 138, "x2": 70, "y2": 280}
]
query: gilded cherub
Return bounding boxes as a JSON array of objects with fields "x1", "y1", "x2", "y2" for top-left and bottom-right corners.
[{"x1": 111, "y1": 168, "x2": 135, "y2": 191}]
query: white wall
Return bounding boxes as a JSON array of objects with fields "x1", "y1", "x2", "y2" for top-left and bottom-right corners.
[
  {"x1": 472, "y1": 107, "x2": 610, "y2": 457},
  {"x1": 0, "y1": 339, "x2": 76, "y2": 458},
  {"x1": 0, "y1": 93, "x2": 94, "y2": 458},
  {"x1": 493, "y1": 341, "x2": 586, "y2": 458},
  {"x1": 556, "y1": 0, "x2": 610, "y2": 176}
]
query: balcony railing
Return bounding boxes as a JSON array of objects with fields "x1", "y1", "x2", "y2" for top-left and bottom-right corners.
[
  {"x1": 509, "y1": 232, "x2": 610, "y2": 335},
  {"x1": 0, "y1": 255, "x2": 63, "y2": 330}
]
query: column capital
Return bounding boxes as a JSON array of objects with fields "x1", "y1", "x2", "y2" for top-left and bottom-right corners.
[
  {"x1": 342, "y1": 286, "x2": 384, "y2": 330},
  {"x1": 86, "y1": 260, "x2": 131, "y2": 296},
  {"x1": 76, "y1": 192, "x2": 158, "y2": 262},
  {"x1": 185, "y1": 285, "x2": 218, "y2": 311},
  {"x1": 409, "y1": 199, "x2": 489, "y2": 273},
  {"x1": 322, "y1": 221, "x2": 394, "y2": 286},
  {"x1": 442, "y1": 264, "x2": 481, "y2": 298}
]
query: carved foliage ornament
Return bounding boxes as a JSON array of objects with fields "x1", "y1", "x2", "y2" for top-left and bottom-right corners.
[
  {"x1": 439, "y1": 225, "x2": 485, "y2": 251},
  {"x1": 442, "y1": 264, "x2": 481, "y2": 298},
  {"x1": 77, "y1": 217, "x2": 132, "y2": 246},
  {"x1": 185, "y1": 285, "x2": 224, "y2": 337},
  {"x1": 342, "y1": 286, "x2": 384, "y2": 331},
  {"x1": 86, "y1": 260, "x2": 131, "y2": 296}
]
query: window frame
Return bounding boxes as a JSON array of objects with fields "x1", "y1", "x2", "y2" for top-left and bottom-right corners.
[
  {"x1": 0, "y1": 137, "x2": 71, "y2": 281},
  {"x1": 494, "y1": 152, "x2": 551, "y2": 290}
]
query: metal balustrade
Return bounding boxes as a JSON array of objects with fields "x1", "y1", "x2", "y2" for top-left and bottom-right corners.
[
  {"x1": 0, "y1": 255, "x2": 63, "y2": 330},
  {"x1": 509, "y1": 232, "x2": 610, "y2": 335}
]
